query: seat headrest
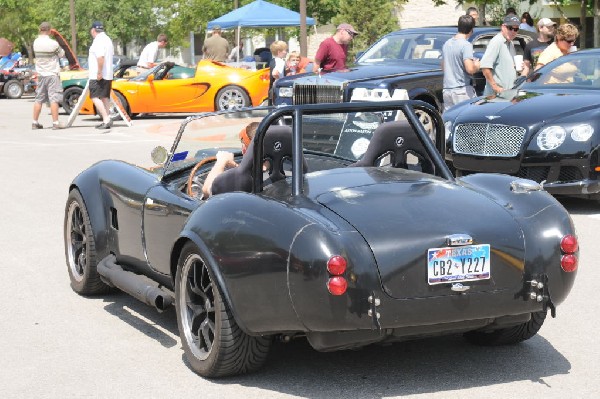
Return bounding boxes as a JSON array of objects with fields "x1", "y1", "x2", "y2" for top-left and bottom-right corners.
[{"x1": 350, "y1": 120, "x2": 433, "y2": 173}]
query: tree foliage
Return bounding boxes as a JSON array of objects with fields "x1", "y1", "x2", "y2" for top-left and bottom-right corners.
[{"x1": 333, "y1": 0, "x2": 399, "y2": 62}]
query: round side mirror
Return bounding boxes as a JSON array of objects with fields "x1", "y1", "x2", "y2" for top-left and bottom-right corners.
[{"x1": 151, "y1": 146, "x2": 168, "y2": 164}]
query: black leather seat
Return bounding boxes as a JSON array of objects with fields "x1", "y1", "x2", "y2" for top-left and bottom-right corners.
[
  {"x1": 350, "y1": 120, "x2": 434, "y2": 174},
  {"x1": 211, "y1": 125, "x2": 304, "y2": 195}
]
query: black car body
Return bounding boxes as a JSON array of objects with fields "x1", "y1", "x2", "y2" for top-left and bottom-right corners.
[
  {"x1": 65, "y1": 101, "x2": 578, "y2": 378},
  {"x1": 444, "y1": 48, "x2": 600, "y2": 201},
  {"x1": 273, "y1": 27, "x2": 534, "y2": 111}
]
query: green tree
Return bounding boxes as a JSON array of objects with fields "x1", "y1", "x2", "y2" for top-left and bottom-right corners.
[{"x1": 334, "y1": 0, "x2": 399, "y2": 62}]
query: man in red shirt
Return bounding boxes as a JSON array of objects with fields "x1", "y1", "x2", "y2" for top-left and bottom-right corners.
[{"x1": 314, "y1": 23, "x2": 358, "y2": 71}]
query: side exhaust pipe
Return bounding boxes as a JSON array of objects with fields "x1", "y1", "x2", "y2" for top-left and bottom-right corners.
[{"x1": 97, "y1": 255, "x2": 174, "y2": 312}]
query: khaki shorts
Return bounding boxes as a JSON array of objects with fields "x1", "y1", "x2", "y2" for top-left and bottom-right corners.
[
  {"x1": 443, "y1": 86, "x2": 476, "y2": 112},
  {"x1": 35, "y1": 75, "x2": 63, "y2": 104}
]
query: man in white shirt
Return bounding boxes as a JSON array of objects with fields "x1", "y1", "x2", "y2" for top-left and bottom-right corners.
[
  {"x1": 32, "y1": 21, "x2": 65, "y2": 130},
  {"x1": 88, "y1": 21, "x2": 114, "y2": 130},
  {"x1": 137, "y1": 33, "x2": 168, "y2": 70}
]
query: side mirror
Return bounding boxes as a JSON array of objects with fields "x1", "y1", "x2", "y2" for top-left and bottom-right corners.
[
  {"x1": 147, "y1": 74, "x2": 154, "y2": 83},
  {"x1": 151, "y1": 146, "x2": 168, "y2": 164}
]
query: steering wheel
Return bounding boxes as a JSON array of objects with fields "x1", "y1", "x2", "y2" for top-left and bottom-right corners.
[{"x1": 186, "y1": 156, "x2": 217, "y2": 197}]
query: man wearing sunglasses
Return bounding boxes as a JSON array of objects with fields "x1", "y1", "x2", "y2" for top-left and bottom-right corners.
[
  {"x1": 480, "y1": 15, "x2": 520, "y2": 96},
  {"x1": 535, "y1": 23, "x2": 579, "y2": 71},
  {"x1": 314, "y1": 23, "x2": 358, "y2": 72}
]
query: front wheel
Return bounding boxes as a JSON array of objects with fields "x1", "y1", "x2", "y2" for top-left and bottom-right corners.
[
  {"x1": 464, "y1": 311, "x2": 546, "y2": 346},
  {"x1": 175, "y1": 242, "x2": 271, "y2": 377},
  {"x1": 215, "y1": 85, "x2": 250, "y2": 111},
  {"x1": 64, "y1": 189, "x2": 111, "y2": 295},
  {"x1": 62, "y1": 86, "x2": 83, "y2": 114},
  {"x1": 4, "y1": 80, "x2": 24, "y2": 99}
]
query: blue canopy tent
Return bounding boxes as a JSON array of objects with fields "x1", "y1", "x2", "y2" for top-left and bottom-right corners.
[
  {"x1": 207, "y1": 0, "x2": 316, "y2": 62},
  {"x1": 207, "y1": 0, "x2": 315, "y2": 30}
]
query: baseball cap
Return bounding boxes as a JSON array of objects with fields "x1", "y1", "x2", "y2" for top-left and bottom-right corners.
[
  {"x1": 39, "y1": 22, "x2": 51, "y2": 31},
  {"x1": 337, "y1": 23, "x2": 359, "y2": 35},
  {"x1": 212, "y1": 25, "x2": 222, "y2": 31},
  {"x1": 538, "y1": 18, "x2": 557, "y2": 28},
  {"x1": 91, "y1": 21, "x2": 104, "y2": 30},
  {"x1": 503, "y1": 15, "x2": 520, "y2": 27}
]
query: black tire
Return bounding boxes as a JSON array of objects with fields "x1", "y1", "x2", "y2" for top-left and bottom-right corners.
[
  {"x1": 464, "y1": 311, "x2": 546, "y2": 346},
  {"x1": 64, "y1": 189, "x2": 111, "y2": 295},
  {"x1": 62, "y1": 86, "x2": 83, "y2": 115},
  {"x1": 215, "y1": 85, "x2": 251, "y2": 111},
  {"x1": 175, "y1": 242, "x2": 271, "y2": 377},
  {"x1": 4, "y1": 80, "x2": 24, "y2": 99}
]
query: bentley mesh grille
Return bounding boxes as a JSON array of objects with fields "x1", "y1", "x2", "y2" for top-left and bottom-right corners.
[
  {"x1": 454, "y1": 123, "x2": 526, "y2": 157},
  {"x1": 293, "y1": 84, "x2": 343, "y2": 105},
  {"x1": 558, "y1": 166, "x2": 583, "y2": 182}
]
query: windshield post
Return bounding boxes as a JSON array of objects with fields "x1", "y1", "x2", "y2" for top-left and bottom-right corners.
[{"x1": 293, "y1": 108, "x2": 304, "y2": 196}]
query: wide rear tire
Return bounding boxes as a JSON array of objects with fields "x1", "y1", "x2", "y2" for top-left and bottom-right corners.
[
  {"x1": 175, "y1": 242, "x2": 271, "y2": 377},
  {"x1": 64, "y1": 189, "x2": 111, "y2": 295},
  {"x1": 464, "y1": 311, "x2": 546, "y2": 346}
]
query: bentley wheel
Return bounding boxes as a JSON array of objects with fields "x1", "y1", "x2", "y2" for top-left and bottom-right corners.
[
  {"x1": 64, "y1": 189, "x2": 110, "y2": 295},
  {"x1": 464, "y1": 311, "x2": 546, "y2": 346},
  {"x1": 62, "y1": 86, "x2": 82, "y2": 114},
  {"x1": 215, "y1": 85, "x2": 251, "y2": 111},
  {"x1": 415, "y1": 108, "x2": 436, "y2": 143},
  {"x1": 4, "y1": 80, "x2": 24, "y2": 99},
  {"x1": 175, "y1": 242, "x2": 271, "y2": 377}
]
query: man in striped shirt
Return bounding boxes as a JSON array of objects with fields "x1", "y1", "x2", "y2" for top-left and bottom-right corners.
[{"x1": 32, "y1": 21, "x2": 65, "y2": 130}]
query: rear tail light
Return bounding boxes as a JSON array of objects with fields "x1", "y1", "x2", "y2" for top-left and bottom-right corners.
[
  {"x1": 560, "y1": 234, "x2": 578, "y2": 272},
  {"x1": 327, "y1": 255, "x2": 347, "y2": 275},
  {"x1": 326, "y1": 255, "x2": 348, "y2": 295},
  {"x1": 327, "y1": 276, "x2": 348, "y2": 295}
]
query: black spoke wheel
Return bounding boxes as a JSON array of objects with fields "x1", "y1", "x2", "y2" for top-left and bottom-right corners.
[
  {"x1": 175, "y1": 242, "x2": 271, "y2": 377},
  {"x1": 464, "y1": 311, "x2": 546, "y2": 346},
  {"x1": 64, "y1": 189, "x2": 110, "y2": 294},
  {"x1": 62, "y1": 86, "x2": 83, "y2": 115}
]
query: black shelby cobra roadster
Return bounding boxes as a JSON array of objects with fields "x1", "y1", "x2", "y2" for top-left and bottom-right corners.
[{"x1": 64, "y1": 101, "x2": 578, "y2": 377}]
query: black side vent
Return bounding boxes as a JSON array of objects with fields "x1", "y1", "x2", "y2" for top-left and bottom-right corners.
[{"x1": 110, "y1": 207, "x2": 118, "y2": 230}]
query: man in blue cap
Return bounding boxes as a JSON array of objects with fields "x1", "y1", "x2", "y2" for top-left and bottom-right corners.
[{"x1": 88, "y1": 21, "x2": 114, "y2": 130}]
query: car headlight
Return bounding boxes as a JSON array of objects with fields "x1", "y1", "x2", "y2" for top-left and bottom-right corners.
[
  {"x1": 444, "y1": 121, "x2": 453, "y2": 141},
  {"x1": 278, "y1": 87, "x2": 293, "y2": 98},
  {"x1": 537, "y1": 126, "x2": 566, "y2": 151},
  {"x1": 570, "y1": 124, "x2": 594, "y2": 142}
]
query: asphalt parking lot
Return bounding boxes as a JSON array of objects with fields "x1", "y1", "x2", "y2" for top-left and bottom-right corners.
[{"x1": 1, "y1": 96, "x2": 599, "y2": 398}]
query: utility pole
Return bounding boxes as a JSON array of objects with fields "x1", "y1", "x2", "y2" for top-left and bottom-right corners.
[
  {"x1": 69, "y1": 0, "x2": 77, "y2": 53},
  {"x1": 300, "y1": 0, "x2": 307, "y2": 57}
]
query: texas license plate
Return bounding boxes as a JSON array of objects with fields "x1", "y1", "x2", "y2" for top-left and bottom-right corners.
[{"x1": 427, "y1": 244, "x2": 491, "y2": 285}]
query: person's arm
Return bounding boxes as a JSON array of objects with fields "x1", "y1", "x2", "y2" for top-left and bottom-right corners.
[
  {"x1": 481, "y1": 68, "x2": 503, "y2": 93},
  {"x1": 463, "y1": 58, "x2": 480, "y2": 75},
  {"x1": 96, "y1": 56, "x2": 104, "y2": 80},
  {"x1": 201, "y1": 151, "x2": 237, "y2": 198}
]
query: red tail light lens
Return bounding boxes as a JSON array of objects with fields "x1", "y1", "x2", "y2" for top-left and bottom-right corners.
[
  {"x1": 561, "y1": 254, "x2": 578, "y2": 272},
  {"x1": 327, "y1": 276, "x2": 348, "y2": 295},
  {"x1": 560, "y1": 234, "x2": 578, "y2": 254},
  {"x1": 327, "y1": 255, "x2": 347, "y2": 275}
]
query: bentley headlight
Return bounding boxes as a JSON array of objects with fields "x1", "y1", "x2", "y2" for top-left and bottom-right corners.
[
  {"x1": 278, "y1": 87, "x2": 293, "y2": 98},
  {"x1": 571, "y1": 124, "x2": 594, "y2": 142},
  {"x1": 537, "y1": 126, "x2": 566, "y2": 151}
]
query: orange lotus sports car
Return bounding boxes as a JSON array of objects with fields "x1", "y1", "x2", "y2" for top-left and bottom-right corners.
[{"x1": 78, "y1": 60, "x2": 270, "y2": 117}]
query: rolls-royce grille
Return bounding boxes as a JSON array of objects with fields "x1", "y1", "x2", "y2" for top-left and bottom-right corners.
[
  {"x1": 293, "y1": 84, "x2": 343, "y2": 105},
  {"x1": 454, "y1": 123, "x2": 526, "y2": 157}
]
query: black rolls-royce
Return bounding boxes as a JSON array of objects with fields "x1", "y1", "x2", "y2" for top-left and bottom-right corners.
[{"x1": 273, "y1": 27, "x2": 534, "y2": 114}]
